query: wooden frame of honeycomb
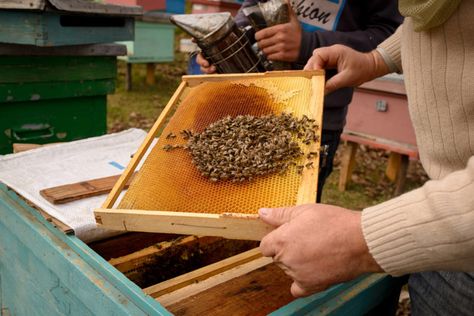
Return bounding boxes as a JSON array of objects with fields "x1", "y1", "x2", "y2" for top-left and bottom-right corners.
[{"x1": 94, "y1": 71, "x2": 325, "y2": 240}]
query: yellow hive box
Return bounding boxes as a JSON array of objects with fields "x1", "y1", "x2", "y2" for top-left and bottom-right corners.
[{"x1": 94, "y1": 71, "x2": 325, "y2": 240}]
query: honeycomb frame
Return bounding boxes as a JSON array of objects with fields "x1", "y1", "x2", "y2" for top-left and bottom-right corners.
[{"x1": 94, "y1": 71, "x2": 325, "y2": 240}]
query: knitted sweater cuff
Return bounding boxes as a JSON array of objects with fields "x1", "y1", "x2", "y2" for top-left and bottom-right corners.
[
  {"x1": 377, "y1": 25, "x2": 403, "y2": 73},
  {"x1": 361, "y1": 189, "x2": 432, "y2": 276}
]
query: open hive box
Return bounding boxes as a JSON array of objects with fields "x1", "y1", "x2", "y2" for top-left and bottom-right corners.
[{"x1": 94, "y1": 70, "x2": 325, "y2": 240}]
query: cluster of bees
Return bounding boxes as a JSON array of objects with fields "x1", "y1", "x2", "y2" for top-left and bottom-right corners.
[{"x1": 163, "y1": 113, "x2": 320, "y2": 183}]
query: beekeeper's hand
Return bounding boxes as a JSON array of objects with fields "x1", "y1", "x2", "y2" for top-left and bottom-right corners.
[
  {"x1": 304, "y1": 44, "x2": 391, "y2": 94},
  {"x1": 259, "y1": 203, "x2": 383, "y2": 297},
  {"x1": 254, "y1": 5, "x2": 302, "y2": 62},
  {"x1": 196, "y1": 53, "x2": 216, "y2": 74}
]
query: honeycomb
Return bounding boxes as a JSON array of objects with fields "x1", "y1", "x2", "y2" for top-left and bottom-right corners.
[{"x1": 118, "y1": 76, "x2": 322, "y2": 214}]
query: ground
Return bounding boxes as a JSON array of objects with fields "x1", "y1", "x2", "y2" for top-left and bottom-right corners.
[{"x1": 107, "y1": 50, "x2": 424, "y2": 316}]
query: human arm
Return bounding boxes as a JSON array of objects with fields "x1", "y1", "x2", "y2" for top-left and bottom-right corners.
[
  {"x1": 303, "y1": 25, "x2": 402, "y2": 94},
  {"x1": 258, "y1": 204, "x2": 382, "y2": 297},
  {"x1": 259, "y1": 156, "x2": 474, "y2": 297},
  {"x1": 296, "y1": 1, "x2": 403, "y2": 64}
]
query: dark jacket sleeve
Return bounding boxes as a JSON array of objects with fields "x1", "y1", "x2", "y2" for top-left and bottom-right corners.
[{"x1": 297, "y1": 1, "x2": 403, "y2": 64}]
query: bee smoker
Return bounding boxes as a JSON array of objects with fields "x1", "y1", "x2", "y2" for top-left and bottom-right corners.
[{"x1": 170, "y1": 12, "x2": 268, "y2": 74}]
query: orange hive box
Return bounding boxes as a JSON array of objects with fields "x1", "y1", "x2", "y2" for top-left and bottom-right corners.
[{"x1": 94, "y1": 71, "x2": 325, "y2": 240}]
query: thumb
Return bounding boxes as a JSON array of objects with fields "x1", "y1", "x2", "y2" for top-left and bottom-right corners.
[
  {"x1": 287, "y1": 2, "x2": 298, "y2": 24},
  {"x1": 258, "y1": 206, "x2": 298, "y2": 227}
]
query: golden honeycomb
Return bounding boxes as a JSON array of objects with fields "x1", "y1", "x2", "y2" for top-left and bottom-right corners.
[{"x1": 118, "y1": 75, "x2": 323, "y2": 214}]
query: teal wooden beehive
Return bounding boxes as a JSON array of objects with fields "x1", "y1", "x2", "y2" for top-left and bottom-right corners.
[
  {"x1": 0, "y1": 0, "x2": 142, "y2": 47},
  {"x1": 118, "y1": 12, "x2": 175, "y2": 63}
]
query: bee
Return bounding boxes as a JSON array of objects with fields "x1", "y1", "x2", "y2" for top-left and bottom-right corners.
[{"x1": 165, "y1": 132, "x2": 176, "y2": 139}]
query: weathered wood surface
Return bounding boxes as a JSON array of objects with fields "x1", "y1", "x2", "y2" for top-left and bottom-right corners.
[
  {"x1": 40, "y1": 173, "x2": 136, "y2": 205},
  {"x1": 49, "y1": 0, "x2": 142, "y2": 15},
  {"x1": 0, "y1": 0, "x2": 142, "y2": 15},
  {"x1": 0, "y1": 184, "x2": 167, "y2": 315},
  {"x1": 88, "y1": 232, "x2": 179, "y2": 261},
  {"x1": 0, "y1": 0, "x2": 45, "y2": 10},
  {"x1": 144, "y1": 248, "x2": 262, "y2": 298},
  {"x1": 95, "y1": 209, "x2": 274, "y2": 241},
  {"x1": 0, "y1": 11, "x2": 135, "y2": 46},
  {"x1": 0, "y1": 184, "x2": 403, "y2": 315},
  {"x1": 0, "y1": 43, "x2": 127, "y2": 56},
  {"x1": 163, "y1": 262, "x2": 294, "y2": 315}
]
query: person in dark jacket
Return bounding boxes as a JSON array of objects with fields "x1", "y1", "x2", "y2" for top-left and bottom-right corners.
[{"x1": 197, "y1": 0, "x2": 402, "y2": 202}]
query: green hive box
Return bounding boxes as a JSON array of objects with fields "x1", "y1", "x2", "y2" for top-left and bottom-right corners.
[{"x1": 0, "y1": 55, "x2": 117, "y2": 154}]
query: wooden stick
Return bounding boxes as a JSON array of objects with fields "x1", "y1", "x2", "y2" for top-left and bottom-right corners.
[
  {"x1": 40, "y1": 173, "x2": 136, "y2": 204},
  {"x1": 183, "y1": 70, "x2": 325, "y2": 87},
  {"x1": 101, "y1": 80, "x2": 188, "y2": 209},
  {"x1": 144, "y1": 248, "x2": 262, "y2": 298},
  {"x1": 296, "y1": 75, "x2": 325, "y2": 204},
  {"x1": 109, "y1": 235, "x2": 199, "y2": 274},
  {"x1": 157, "y1": 256, "x2": 273, "y2": 307},
  {"x1": 94, "y1": 209, "x2": 274, "y2": 241}
]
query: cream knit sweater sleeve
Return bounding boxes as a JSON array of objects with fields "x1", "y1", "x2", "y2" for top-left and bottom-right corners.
[
  {"x1": 362, "y1": 157, "x2": 474, "y2": 275},
  {"x1": 362, "y1": 0, "x2": 474, "y2": 276}
]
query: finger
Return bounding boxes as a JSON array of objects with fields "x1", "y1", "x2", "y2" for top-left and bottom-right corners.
[
  {"x1": 261, "y1": 45, "x2": 282, "y2": 58},
  {"x1": 290, "y1": 281, "x2": 309, "y2": 297},
  {"x1": 304, "y1": 46, "x2": 342, "y2": 71},
  {"x1": 257, "y1": 36, "x2": 280, "y2": 51},
  {"x1": 196, "y1": 53, "x2": 210, "y2": 67},
  {"x1": 259, "y1": 231, "x2": 279, "y2": 257},
  {"x1": 255, "y1": 25, "x2": 279, "y2": 41},
  {"x1": 258, "y1": 206, "x2": 296, "y2": 226},
  {"x1": 324, "y1": 70, "x2": 351, "y2": 94}
]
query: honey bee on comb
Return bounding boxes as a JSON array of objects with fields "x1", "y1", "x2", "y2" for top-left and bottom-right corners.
[{"x1": 163, "y1": 113, "x2": 319, "y2": 183}]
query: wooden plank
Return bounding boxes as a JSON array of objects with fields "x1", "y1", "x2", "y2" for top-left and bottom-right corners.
[
  {"x1": 144, "y1": 248, "x2": 262, "y2": 298},
  {"x1": 341, "y1": 132, "x2": 419, "y2": 159},
  {"x1": 183, "y1": 70, "x2": 325, "y2": 87},
  {"x1": 338, "y1": 141, "x2": 359, "y2": 192},
  {"x1": 161, "y1": 259, "x2": 297, "y2": 315},
  {"x1": 94, "y1": 209, "x2": 274, "y2": 241},
  {"x1": 101, "y1": 80, "x2": 188, "y2": 209},
  {"x1": 109, "y1": 236, "x2": 200, "y2": 274},
  {"x1": 40, "y1": 173, "x2": 136, "y2": 205},
  {"x1": 1, "y1": 79, "x2": 115, "y2": 103},
  {"x1": 109, "y1": 236, "x2": 257, "y2": 289},
  {"x1": 0, "y1": 0, "x2": 45, "y2": 10},
  {"x1": 394, "y1": 154, "x2": 409, "y2": 196},
  {"x1": 385, "y1": 152, "x2": 401, "y2": 182},
  {"x1": 48, "y1": 0, "x2": 143, "y2": 15},
  {"x1": 0, "y1": 56, "x2": 117, "y2": 83},
  {"x1": 0, "y1": 43, "x2": 127, "y2": 56},
  {"x1": 158, "y1": 256, "x2": 276, "y2": 308},
  {"x1": 0, "y1": 185, "x2": 165, "y2": 315},
  {"x1": 88, "y1": 232, "x2": 179, "y2": 261},
  {"x1": 296, "y1": 75, "x2": 325, "y2": 204},
  {"x1": 146, "y1": 63, "x2": 156, "y2": 86},
  {"x1": 12, "y1": 143, "x2": 44, "y2": 153}
]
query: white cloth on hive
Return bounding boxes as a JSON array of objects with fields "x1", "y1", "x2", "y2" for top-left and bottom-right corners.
[{"x1": 0, "y1": 128, "x2": 150, "y2": 243}]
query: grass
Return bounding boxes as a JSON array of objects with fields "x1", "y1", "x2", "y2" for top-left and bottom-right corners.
[{"x1": 106, "y1": 51, "x2": 428, "y2": 211}]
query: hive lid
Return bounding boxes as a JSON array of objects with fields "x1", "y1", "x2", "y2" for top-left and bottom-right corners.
[
  {"x1": 0, "y1": 0, "x2": 143, "y2": 16},
  {"x1": 94, "y1": 71, "x2": 325, "y2": 241}
]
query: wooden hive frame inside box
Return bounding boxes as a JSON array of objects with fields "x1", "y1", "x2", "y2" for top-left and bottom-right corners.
[{"x1": 94, "y1": 71, "x2": 325, "y2": 241}]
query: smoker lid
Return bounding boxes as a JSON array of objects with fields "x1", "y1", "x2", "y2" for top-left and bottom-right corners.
[
  {"x1": 0, "y1": 0, "x2": 142, "y2": 16},
  {"x1": 170, "y1": 12, "x2": 234, "y2": 47}
]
